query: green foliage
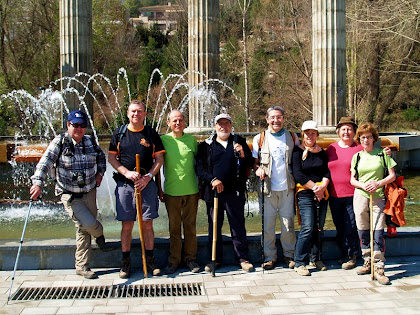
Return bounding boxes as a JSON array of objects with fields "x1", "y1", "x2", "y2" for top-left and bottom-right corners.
[{"x1": 403, "y1": 107, "x2": 420, "y2": 123}]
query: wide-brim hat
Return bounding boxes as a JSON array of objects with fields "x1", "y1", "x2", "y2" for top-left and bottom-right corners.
[
  {"x1": 336, "y1": 116, "x2": 357, "y2": 130},
  {"x1": 301, "y1": 120, "x2": 318, "y2": 131}
]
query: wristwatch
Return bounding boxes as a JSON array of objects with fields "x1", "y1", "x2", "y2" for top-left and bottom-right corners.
[{"x1": 146, "y1": 172, "x2": 153, "y2": 179}]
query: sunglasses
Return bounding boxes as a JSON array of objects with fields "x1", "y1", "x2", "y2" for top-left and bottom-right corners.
[{"x1": 70, "y1": 122, "x2": 87, "y2": 128}]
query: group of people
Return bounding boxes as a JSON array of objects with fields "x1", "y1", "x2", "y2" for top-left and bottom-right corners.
[{"x1": 29, "y1": 101, "x2": 396, "y2": 286}]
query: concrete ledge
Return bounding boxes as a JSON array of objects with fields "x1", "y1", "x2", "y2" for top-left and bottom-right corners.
[{"x1": 1, "y1": 227, "x2": 420, "y2": 270}]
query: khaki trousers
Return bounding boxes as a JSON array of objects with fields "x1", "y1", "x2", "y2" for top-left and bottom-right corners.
[
  {"x1": 353, "y1": 189, "x2": 386, "y2": 267},
  {"x1": 61, "y1": 189, "x2": 103, "y2": 270},
  {"x1": 165, "y1": 193, "x2": 199, "y2": 266}
]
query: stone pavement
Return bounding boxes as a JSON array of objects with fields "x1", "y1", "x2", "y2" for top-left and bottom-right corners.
[{"x1": 1, "y1": 256, "x2": 420, "y2": 315}]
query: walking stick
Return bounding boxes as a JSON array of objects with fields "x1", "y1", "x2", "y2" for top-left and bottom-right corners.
[
  {"x1": 211, "y1": 190, "x2": 219, "y2": 277},
  {"x1": 370, "y1": 193, "x2": 374, "y2": 280},
  {"x1": 315, "y1": 198, "x2": 322, "y2": 262},
  {"x1": 8, "y1": 199, "x2": 34, "y2": 302},
  {"x1": 135, "y1": 154, "x2": 148, "y2": 278},
  {"x1": 261, "y1": 178, "x2": 265, "y2": 273}
]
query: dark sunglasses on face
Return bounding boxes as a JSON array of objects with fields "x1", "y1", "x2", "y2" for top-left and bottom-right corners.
[{"x1": 70, "y1": 122, "x2": 87, "y2": 128}]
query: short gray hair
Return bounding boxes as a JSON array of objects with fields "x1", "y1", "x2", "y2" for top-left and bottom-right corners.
[{"x1": 266, "y1": 106, "x2": 285, "y2": 117}]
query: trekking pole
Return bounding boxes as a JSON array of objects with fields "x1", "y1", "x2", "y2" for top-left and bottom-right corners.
[
  {"x1": 370, "y1": 193, "x2": 374, "y2": 280},
  {"x1": 8, "y1": 199, "x2": 34, "y2": 303},
  {"x1": 135, "y1": 154, "x2": 148, "y2": 278},
  {"x1": 261, "y1": 178, "x2": 265, "y2": 274},
  {"x1": 315, "y1": 198, "x2": 322, "y2": 262},
  {"x1": 211, "y1": 190, "x2": 219, "y2": 277}
]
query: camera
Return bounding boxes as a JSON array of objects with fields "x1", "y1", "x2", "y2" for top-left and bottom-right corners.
[{"x1": 73, "y1": 172, "x2": 86, "y2": 188}]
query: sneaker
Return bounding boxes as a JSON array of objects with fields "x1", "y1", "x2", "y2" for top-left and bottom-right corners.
[
  {"x1": 205, "y1": 262, "x2": 221, "y2": 272},
  {"x1": 240, "y1": 261, "x2": 254, "y2": 272},
  {"x1": 357, "y1": 259, "x2": 371, "y2": 275},
  {"x1": 164, "y1": 263, "x2": 178, "y2": 275},
  {"x1": 374, "y1": 267, "x2": 390, "y2": 285},
  {"x1": 119, "y1": 257, "x2": 131, "y2": 279},
  {"x1": 146, "y1": 256, "x2": 161, "y2": 276},
  {"x1": 284, "y1": 257, "x2": 295, "y2": 269},
  {"x1": 294, "y1": 265, "x2": 310, "y2": 276},
  {"x1": 310, "y1": 260, "x2": 327, "y2": 271},
  {"x1": 262, "y1": 260, "x2": 276, "y2": 270},
  {"x1": 95, "y1": 235, "x2": 112, "y2": 252},
  {"x1": 186, "y1": 260, "x2": 200, "y2": 273},
  {"x1": 76, "y1": 267, "x2": 98, "y2": 279},
  {"x1": 342, "y1": 255, "x2": 357, "y2": 270}
]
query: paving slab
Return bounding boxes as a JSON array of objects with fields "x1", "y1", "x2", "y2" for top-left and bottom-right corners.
[{"x1": 0, "y1": 256, "x2": 419, "y2": 314}]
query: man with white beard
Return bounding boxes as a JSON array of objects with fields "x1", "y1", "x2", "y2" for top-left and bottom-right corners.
[{"x1": 196, "y1": 113, "x2": 255, "y2": 272}]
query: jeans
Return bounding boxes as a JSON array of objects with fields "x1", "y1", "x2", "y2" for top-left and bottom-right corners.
[
  {"x1": 329, "y1": 196, "x2": 360, "y2": 257},
  {"x1": 294, "y1": 195, "x2": 327, "y2": 267}
]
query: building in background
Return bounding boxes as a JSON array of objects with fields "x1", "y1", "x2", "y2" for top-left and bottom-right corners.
[{"x1": 129, "y1": 2, "x2": 184, "y2": 34}]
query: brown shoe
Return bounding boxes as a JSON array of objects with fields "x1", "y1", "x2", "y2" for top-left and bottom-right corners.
[
  {"x1": 263, "y1": 260, "x2": 276, "y2": 270},
  {"x1": 240, "y1": 261, "x2": 254, "y2": 272},
  {"x1": 186, "y1": 260, "x2": 200, "y2": 273},
  {"x1": 119, "y1": 257, "x2": 131, "y2": 279},
  {"x1": 357, "y1": 259, "x2": 371, "y2": 275},
  {"x1": 284, "y1": 257, "x2": 295, "y2": 269},
  {"x1": 310, "y1": 260, "x2": 327, "y2": 271},
  {"x1": 374, "y1": 267, "x2": 390, "y2": 285},
  {"x1": 76, "y1": 267, "x2": 98, "y2": 279},
  {"x1": 342, "y1": 255, "x2": 357, "y2": 270},
  {"x1": 146, "y1": 256, "x2": 161, "y2": 276}
]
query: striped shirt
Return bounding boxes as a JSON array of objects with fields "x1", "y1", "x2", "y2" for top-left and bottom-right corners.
[{"x1": 31, "y1": 133, "x2": 106, "y2": 195}]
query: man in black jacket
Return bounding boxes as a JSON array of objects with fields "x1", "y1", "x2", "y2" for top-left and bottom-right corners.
[{"x1": 196, "y1": 113, "x2": 254, "y2": 272}]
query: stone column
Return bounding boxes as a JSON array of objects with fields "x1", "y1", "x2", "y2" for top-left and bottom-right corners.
[
  {"x1": 312, "y1": 0, "x2": 346, "y2": 132},
  {"x1": 188, "y1": 0, "x2": 220, "y2": 129},
  {"x1": 59, "y1": 0, "x2": 93, "y2": 126}
]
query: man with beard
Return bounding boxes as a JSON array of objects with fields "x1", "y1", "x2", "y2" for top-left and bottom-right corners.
[{"x1": 196, "y1": 113, "x2": 254, "y2": 272}]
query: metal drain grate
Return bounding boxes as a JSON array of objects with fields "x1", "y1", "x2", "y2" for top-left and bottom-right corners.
[{"x1": 11, "y1": 283, "x2": 204, "y2": 301}]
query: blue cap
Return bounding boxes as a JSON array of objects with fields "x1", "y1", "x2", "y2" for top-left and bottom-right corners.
[{"x1": 67, "y1": 110, "x2": 88, "y2": 124}]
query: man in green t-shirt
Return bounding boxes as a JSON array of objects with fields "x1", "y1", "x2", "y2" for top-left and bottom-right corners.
[{"x1": 160, "y1": 110, "x2": 200, "y2": 274}]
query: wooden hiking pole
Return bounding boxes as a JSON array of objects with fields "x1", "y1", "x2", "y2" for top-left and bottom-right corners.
[
  {"x1": 370, "y1": 193, "x2": 374, "y2": 280},
  {"x1": 135, "y1": 154, "x2": 148, "y2": 278},
  {"x1": 211, "y1": 190, "x2": 219, "y2": 277}
]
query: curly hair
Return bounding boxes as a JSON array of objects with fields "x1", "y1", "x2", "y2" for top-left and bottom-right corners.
[{"x1": 355, "y1": 122, "x2": 379, "y2": 144}]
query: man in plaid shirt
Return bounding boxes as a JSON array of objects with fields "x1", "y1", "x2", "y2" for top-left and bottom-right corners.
[{"x1": 30, "y1": 110, "x2": 108, "y2": 279}]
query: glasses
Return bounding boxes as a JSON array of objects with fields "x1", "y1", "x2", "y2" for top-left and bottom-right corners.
[
  {"x1": 70, "y1": 123, "x2": 87, "y2": 128},
  {"x1": 359, "y1": 135, "x2": 373, "y2": 141},
  {"x1": 268, "y1": 115, "x2": 284, "y2": 121}
]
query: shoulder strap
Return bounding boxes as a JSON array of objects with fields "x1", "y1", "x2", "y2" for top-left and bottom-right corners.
[
  {"x1": 288, "y1": 130, "x2": 296, "y2": 144},
  {"x1": 354, "y1": 152, "x2": 361, "y2": 180},
  {"x1": 258, "y1": 130, "x2": 265, "y2": 161},
  {"x1": 117, "y1": 124, "x2": 128, "y2": 143}
]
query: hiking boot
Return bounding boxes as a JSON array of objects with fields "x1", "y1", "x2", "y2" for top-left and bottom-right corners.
[
  {"x1": 76, "y1": 267, "x2": 98, "y2": 279},
  {"x1": 164, "y1": 263, "x2": 178, "y2": 275},
  {"x1": 310, "y1": 260, "x2": 327, "y2": 271},
  {"x1": 240, "y1": 261, "x2": 254, "y2": 272},
  {"x1": 146, "y1": 256, "x2": 161, "y2": 276},
  {"x1": 357, "y1": 259, "x2": 371, "y2": 275},
  {"x1": 186, "y1": 260, "x2": 200, "y2": 273},
  {"x1": 205, "y1": 262, "x2": 221, "y2": 272},
  {"x1": 119, "y1": 257, "x2": 131, "y2": 279},
  {"x1": 95, "y1": 235, "x2": 112, "y2": 252},
  {"x1": 294, "y1": 265, "x2": 310, "y2": 276},
  {"x1": 263, "y1": 260, "x2": 276, "y2": 270},
  {"x1": 284, "y1": 257, "x2": 295, "y2": 269},
  {"x1": 342, "y1": 255, "x2": 357, "y2": 270},
  {"x1": 374, "y1": 267, "x2": 390, "y2": 285}
]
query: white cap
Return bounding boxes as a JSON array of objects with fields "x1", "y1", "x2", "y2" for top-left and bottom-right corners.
[
  {"x1": 301, "y1": 120, "x2": 318, "y2": 131},
  {"x1": 214, "y1": 113, "x2": 232, "y2": 124}
]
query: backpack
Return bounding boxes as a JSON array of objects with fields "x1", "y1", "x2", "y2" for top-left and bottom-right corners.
[
  {"x1": 50, "y1": 133, "x2": 102, "y2": 179},
  {"x1": 115, "y1": 124, "x2": 154, "y2": 159}
]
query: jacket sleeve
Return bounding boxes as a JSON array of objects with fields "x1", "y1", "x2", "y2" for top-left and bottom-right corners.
[
  {"x1": 195, "y1": 141, "x2": 214, "y2": 184},
  {"x1": 321, "y1": 150, "x2": 331, "y2": 181}
]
